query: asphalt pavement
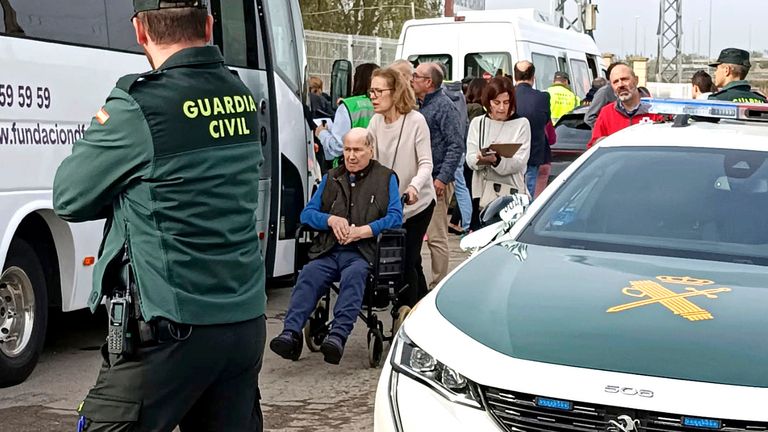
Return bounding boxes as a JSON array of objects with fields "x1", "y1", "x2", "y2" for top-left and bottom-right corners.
[{"x1": 0, "y1": 232, "x2": 467, "y2": 432}]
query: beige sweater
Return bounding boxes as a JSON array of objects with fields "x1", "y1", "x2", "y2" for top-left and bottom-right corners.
[
  {"x1": 466, "y1": 115, "x2": 531, "y2": 198},
  {"x1": 368, "y1": 111, "x2": 436, "y2": 221}
]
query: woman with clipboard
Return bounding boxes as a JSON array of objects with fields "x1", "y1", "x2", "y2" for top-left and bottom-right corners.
[{"x1": 466, "y1": 77, "x2": 531, "y2": 211}]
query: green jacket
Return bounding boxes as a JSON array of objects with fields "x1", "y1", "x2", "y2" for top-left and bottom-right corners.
[
  {"x1": 53, "y1": 46, "x2": 266, "y2": 325},
  {"x1": 341, "y1": 95, "x2": 374, "y2": 128},
  {"x1": 708, "y1": 80, "x2": 767, "y2": 103},
  {"x1": 547, "y1": 84, "x2": 580, "y2": 123}
]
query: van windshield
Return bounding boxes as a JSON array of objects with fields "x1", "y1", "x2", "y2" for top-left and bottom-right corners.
[{"x1": 464, "y1": 52, "x2": 511, "y2": 79}]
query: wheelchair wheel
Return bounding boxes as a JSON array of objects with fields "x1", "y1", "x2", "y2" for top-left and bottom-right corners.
[
  {"x1": 304, "y1": 303, "x2": 328, "y2": 352},
  {"x1": 392, "y1": 305, "x2": 411, "y2": 336},
  {"x1": 367, "y1": 328, "x2": 384, "y2": 368}
]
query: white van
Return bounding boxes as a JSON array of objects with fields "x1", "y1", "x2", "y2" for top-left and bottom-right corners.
[{"x1": 396, "y1": 9, "x2": 603, "y2": 98}]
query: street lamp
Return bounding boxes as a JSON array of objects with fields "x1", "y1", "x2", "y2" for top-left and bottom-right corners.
[{"x1": 634, "y1": 16, "x2": 640, "y2": 55}]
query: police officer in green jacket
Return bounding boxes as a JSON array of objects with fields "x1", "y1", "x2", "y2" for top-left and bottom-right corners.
[
  {"x1": 708, "y1": 48, "x2": 767, "y2": 103},
  {"x1": 53, "y1": 1, "x2": 266, "y2": 430}
]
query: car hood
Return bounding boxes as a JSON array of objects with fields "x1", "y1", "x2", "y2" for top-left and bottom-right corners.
[{"x1": 435, "y1": 242, "x2": 768, "y2": 387}]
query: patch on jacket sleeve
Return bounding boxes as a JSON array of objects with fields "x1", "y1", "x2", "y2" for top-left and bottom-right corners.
[{"x1": 95, "y1": 107, "x2": 110, "y2": 125}]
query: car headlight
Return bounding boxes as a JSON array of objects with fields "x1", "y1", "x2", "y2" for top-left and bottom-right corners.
[{"x1": 391, "y1": 329, "x2": 482, "y2": 409}]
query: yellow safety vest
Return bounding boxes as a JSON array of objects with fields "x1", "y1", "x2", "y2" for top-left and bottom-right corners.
[{"x1": 547, "y1": 84, "x2": 580, "y2": 123}]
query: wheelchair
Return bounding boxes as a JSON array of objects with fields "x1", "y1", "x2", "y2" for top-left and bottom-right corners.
[{"x1": 294, "y1": 225, "x2": 410, "y2": 367}]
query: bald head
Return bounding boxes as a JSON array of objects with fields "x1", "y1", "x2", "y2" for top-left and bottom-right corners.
[
  {"x1": 342, "y1": 128, "x2": 374, "y2": 173},
  {"x1": 514, "y1": 60, "x2": 535, "y2": 84},
  {"x1": 609, "y1": 64, "x2": 640, "y2": 107}
]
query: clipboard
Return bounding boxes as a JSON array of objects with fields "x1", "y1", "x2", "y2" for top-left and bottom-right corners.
[{"x1": 488, "y1": 143, "x2": 523, "y2": 158}]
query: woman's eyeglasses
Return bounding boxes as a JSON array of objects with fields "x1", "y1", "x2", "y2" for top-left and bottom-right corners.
[{"x1": 368, "y1": 88, "x2": 393, "y2": 98}]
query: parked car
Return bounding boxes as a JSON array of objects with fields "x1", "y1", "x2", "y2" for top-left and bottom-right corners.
[
  {"x1": 549, "y1": 105, "x2": 591, "y2": 182},
  {"x1": 374, "y1": 99, "x2": 768, "y2": 431}
]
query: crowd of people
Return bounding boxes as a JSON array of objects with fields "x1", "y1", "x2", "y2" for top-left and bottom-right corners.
[{"x1": 273, "y1": 46, "x2": 767, "y2": 365}]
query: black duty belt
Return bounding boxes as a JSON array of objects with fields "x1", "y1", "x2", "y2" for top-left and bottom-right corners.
[{"x1": 138, "y1": 318, "x2": 193, "y2": 345}]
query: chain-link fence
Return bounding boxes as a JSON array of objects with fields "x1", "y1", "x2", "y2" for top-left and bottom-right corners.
[{"x1": 305, "y1": 30, "x2": 399, "y2": 88}]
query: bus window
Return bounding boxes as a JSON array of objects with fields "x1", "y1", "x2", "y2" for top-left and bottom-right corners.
[
  {"x1": 0, "y1": 0, "x2": 109, "y2": 47},
  {"x1": 106, "y1": 1, "x2": 141, "y2": 53},
  {"x1": 531, "y1": 52, "x2": 557, "y2": 91},
  {"x1": 408, "y1": 54, "x2": 452, "y2": 80},
  {"x1": 217, "y1": 0, "x2": 248, "y2": 67},
  {"x1": 265, "y1": 0, "x2": 300, "y2": 93},
  {"x1": 569, "y1": 59, "x2": 591, "y2": 99},
  {"x1": 464, "y1": 52, "x2": 511, "y2": 80}
]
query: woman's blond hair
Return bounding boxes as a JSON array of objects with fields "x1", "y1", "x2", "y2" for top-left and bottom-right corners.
[{"x1": 372, "y1": 67, "x2": 416, "y2": 115}]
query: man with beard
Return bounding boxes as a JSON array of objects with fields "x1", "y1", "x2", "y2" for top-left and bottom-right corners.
[{"x1": 588, "y1": 63, "x2": 664, "y2": 148}]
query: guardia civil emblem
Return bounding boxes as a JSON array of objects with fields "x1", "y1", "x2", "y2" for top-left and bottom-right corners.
[{"x1": 607, "y1": 276, "x2": 731, "y2": 321}]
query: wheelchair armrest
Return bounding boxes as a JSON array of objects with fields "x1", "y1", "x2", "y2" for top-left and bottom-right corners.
[{"x1": 377, "y1": 228, "x2": 407, "y2": 242}]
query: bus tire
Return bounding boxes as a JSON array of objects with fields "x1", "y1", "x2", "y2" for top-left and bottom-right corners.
[{"x1": 0, "y1": 239, "x2": 48, "y2": 388}]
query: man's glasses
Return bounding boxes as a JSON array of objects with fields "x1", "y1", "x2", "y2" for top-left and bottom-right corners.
[
  {"x1": 368, "y1": 88, "x2": 393, "y2": 98},
  {"x1": 412, "y1": 73, "x2": 430, "y2": 81}
]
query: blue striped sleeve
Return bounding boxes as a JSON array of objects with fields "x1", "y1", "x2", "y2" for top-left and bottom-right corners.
[
  {"x1": 368, "y1": 174, "x2": 404, "y2": 237},
  {"x1": 300, "y1": 175, "x2": 331, "y2": 230}
]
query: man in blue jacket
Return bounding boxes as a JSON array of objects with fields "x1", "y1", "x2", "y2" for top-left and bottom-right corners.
[
  {"x1": 270, "y1": 128, "x2": 403, "y2": 365},
  {"x1": 514, "y1": 60, "x2": 552, "y2": 197},
  {"x1": 412, "y1": 62, "x2": 464, "y2": 288}
]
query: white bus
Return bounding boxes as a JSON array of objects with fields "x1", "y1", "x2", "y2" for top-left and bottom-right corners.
[{"x1": 0, "y1": 0, "x2": 316, "y2": 386}]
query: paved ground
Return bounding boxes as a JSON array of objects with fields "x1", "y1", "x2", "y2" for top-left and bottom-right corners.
[{"x1": 0, "y1": 234, "x2": 468, "y2": 431}]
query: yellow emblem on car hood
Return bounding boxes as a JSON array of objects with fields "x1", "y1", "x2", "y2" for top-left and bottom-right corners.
[{"x1": 607, "y1": 276, "x2": 731, "y2": 321}]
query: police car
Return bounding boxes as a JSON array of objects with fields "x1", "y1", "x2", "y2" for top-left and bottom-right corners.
[{"x1": 374, "y1": 99, "x2": 768, "y2": 431}]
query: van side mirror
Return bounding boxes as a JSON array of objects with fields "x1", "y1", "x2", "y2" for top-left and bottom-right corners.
[{"x1": 330, "y1": 59, "x2": 352, "y2": 104}]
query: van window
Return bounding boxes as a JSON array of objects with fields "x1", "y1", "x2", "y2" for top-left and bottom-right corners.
[
  {"x1": 531, "y1": 53, "x2": 557, "y2": 91},
  {"x1": 265, "y1": 0, "x2": 300, "y2": 92},
  {"x1": 464, "y1": 52, "x2": 511, "y2": 80},
  {"x1": 587, "y1": 55, "x2": 600, "y2": 79},
  {"x1": 409, "y1": 54, "x2": 453, "y2": 80},
  {"x1": 558, "y1": 56, "x2": 569, "y2": 77},
  {"x1": 570, "y1": 59, "x2": 591, "y2": 99}
]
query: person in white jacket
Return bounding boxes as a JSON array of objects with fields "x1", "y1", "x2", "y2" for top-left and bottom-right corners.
[{"x1": 466, "y1": 76, "x2": 531, "y2": 211}]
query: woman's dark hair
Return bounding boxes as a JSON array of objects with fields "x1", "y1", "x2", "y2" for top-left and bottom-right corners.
[
  {"x1": 465, "y1": 78, "x2": 487, "y2": 104},
  {"x1": 691, "y1": 70, "x2": 716, "y2": 93},
  {"x1": 481, "y1": 77, "x2": 516, "y2": 118},
  {"x1": 352, "y1": 63, "x2": 380, "y2": 97}
]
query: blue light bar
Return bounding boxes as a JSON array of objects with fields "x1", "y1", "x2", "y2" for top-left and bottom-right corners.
[
  {"x1": 642, "y1": 97, "x2": 768, "y2": 122},
  {"x1": 535, "y1": 397, "x2": 572, "y2": 411},
  {"x1": 682, "y1": 416, "x2": 722, "y2": 429}
]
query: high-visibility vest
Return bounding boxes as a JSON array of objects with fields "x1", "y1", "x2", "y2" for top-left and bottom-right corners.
[
  {"x1": 547, "y1": 84, "x2": 580, "y2": 123},
  {"x1": 341, "y1": 95, "x2": 374, "y2": 128}
]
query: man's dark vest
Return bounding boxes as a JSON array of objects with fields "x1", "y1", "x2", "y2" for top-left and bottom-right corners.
[{"x1": 308, "y1": 160, "x2": 394, "y2": 264}]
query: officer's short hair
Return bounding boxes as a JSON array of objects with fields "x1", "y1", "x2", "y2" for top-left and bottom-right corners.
[
  {"x1": 137, "y1": 7, "x2": 208, "y2": 45},
  {"x1": 730, "y1": 64, "x2": 749, "y2": 79}
]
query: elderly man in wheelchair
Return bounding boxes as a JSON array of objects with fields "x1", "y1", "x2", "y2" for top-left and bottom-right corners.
[{"x1": 270, "y1": 128, "x2": 403, "y2": 365}]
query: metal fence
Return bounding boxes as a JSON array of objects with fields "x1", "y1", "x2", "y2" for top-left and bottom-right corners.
[{"x1": 305, "y1": 30, "x2": 399, "y2": 88}]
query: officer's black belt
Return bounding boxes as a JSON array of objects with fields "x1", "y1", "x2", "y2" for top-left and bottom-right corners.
[{"x1": 138, "y1": 318, "x2": 193, "y2": 345}]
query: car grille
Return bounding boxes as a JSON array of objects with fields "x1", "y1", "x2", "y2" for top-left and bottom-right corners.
[{"x1": 481, "y1": 386, "x2": 768, "y2": 432}]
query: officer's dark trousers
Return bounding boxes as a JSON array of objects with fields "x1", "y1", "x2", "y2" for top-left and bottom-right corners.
[
  {"x1": 78, "y1": 315, "x2": 266, "y2": 432},
  {"x1": 282, "y1": 247, "x2": 369, "y2": 342}
]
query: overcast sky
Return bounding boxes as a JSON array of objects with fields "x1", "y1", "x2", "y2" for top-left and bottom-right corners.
[{"x1": 481, "y1": 0, "x2": 767, "y2": 59}]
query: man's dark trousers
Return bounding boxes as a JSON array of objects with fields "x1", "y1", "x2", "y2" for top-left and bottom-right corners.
[
  {"x1": 283, "y1": 247, "x2": 370, "y2": 341},
  {"x1": 79, "y1": 316, "x2": 265, "y2": 431}
]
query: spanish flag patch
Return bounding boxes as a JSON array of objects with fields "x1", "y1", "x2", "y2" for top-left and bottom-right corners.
[{"x1": 95, "y1": 107, "x2": 110, "y2": 125}]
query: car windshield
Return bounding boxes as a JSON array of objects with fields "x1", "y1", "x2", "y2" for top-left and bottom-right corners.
[{"x1": 519, "y1": 147, "x2": 768, "y2": 266}]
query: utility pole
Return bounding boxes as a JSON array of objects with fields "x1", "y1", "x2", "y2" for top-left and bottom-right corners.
[
  {"x1": 708, "y1": 0, "x2": 713, "y2": 60},
  {"x1": 634, "y1": 16, "x2": 640, "y2": 55},
  {"x1": 656, "y1": 0, "x2": 684, "y2": 83},
  {"x1": 411, "y1": 1, "x2": 415, "y2": 20},
  {"x1": 554, "y1": 0, "x2": 597, "y2": 39}
]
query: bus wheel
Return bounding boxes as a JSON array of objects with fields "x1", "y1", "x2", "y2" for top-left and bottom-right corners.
[{"x1": 0, "y1": 239, "x2": 48, "y2": 388}]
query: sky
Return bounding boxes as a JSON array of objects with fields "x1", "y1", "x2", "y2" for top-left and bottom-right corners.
[{"x1": 480, "y1": 0, "x2": 768, "y2": 60}]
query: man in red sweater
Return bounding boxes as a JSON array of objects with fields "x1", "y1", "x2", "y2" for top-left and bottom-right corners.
[{"x1": 588, "y1": 63, "x2": 664, "y2": 148}]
